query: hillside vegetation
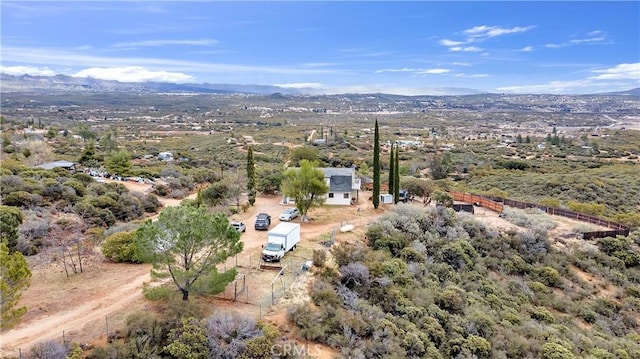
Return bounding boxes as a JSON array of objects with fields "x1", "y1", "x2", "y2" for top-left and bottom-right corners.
[{"x1": 290, "y1": 205, "x2": 640, "y2": 358}]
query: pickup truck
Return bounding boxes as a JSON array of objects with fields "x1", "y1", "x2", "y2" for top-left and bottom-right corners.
[{"x1": 231, "y1": 221, "x2": 246, "y2": 233}]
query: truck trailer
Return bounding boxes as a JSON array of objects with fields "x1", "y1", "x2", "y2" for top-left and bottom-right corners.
[{"x1": 261, "y1": 222, "x2": 301, "y2": 262}]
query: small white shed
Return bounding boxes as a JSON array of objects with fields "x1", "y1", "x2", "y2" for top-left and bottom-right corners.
[{"x1": 380, "y1": 194, "x2": 393, "y2": 204}]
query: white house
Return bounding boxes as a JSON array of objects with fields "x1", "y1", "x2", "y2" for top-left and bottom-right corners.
[
  {"x1": 282, "y1": 166, "x2": 361, "y2": 206},
  {"x1": 321, "y1": 167, "x2": 361, "y2": 205}
]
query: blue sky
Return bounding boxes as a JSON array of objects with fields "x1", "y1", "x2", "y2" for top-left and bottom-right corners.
[{"x1": 1, "y1": 1, "x2": 639, "y2": 95}]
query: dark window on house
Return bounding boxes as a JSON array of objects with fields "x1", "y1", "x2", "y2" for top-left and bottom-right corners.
[
  {"x1": 328, "y1": 193, "x2": 334, "y2": 198},
  {"x1": 343, "y1": 193, "x2": 350, "y2": 199}
]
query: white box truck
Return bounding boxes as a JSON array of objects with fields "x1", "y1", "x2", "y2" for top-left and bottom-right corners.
[{"x1": 261, "y1": 222, "x2": 301, "y2": 262}]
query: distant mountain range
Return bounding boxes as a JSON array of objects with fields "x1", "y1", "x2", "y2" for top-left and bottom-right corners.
[
  {"x1": 0, "y1": 73, "x2": 300, "y2": 95},
  {"x1": 0, "y1": 73, "x2": 637, "y2": 97}
]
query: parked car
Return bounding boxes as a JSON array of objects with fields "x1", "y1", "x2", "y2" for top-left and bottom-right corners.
[
  {"x1": 279, "y1": 207, "x2": 299, "y2": 221},
  {"x1": 231, "y1": 221, "x2": 246, "y2": 233},
  {"x1": 254, "y1": 213, "x2": 271, "y2": 230}
]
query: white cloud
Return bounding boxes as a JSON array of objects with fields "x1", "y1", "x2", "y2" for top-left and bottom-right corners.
[
  {"x1": 520, "y1": 46, "x2": 533, "y2": 52},
  {"x1": 546, "y1": 32, "x2": 608, "y2": 49},
  {"x1": 0, "y1": 65, "x2": 56, "y2": 76},
  {"x1": 375, "y1": 68, "x2": 417, "y2": 74},
  {"x1": 496, "y1": 79, "x2": 609, "y2": 94},
  {"x1": 497, "y1": 63, "x2": 640, "y2": 94},
  {"x1": 113, "y1": 38, "x2": 218, "y2": 48},
  {"x1": 1, "y1": 46, "x2": 339, "y2": 77},
  {"x1": 375, "y1": 68, "x2": 452, "y2": 75},
  {"x1": 303, "y1": 62, "x2": 338, "y2": 68},
  {"x1": 439, "y1": 25, "x2": 534, "y2": 53},
  {"x1": 452, "y1": 62, "x2": 471, "y2": 67},
  {"x1": 416, "y1": 68, "x2": 450, "y2": 74},
  {"x1": 589, "y1": 63, "x2": 640, "y2": 80},
  {"x1": 569, "y1": 37, "x2": 605, "y2": 44},
  {"x1": 449, "y1": 46, "x2": 483, "y2": 52},
  {"x1": 273, "y1": 82, "x2": 323, "y2": 89},
  {"x1": 454, "y1": 73, "x2": 489, "y2": 78},
  {"x1": 439, "y1": 39, "x2": 464, "y2": 46},
  {"x1": 464, "y1": 25, "x2": 535, "y2": 39},
  {"x1": 72, "y1": 66, "x2": 195, "y2": 83}
]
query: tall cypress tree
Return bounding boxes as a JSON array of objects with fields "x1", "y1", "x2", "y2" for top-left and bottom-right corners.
[
  {"x1": 394, "y1": 144, "x2": 400, "y2": 203},
  {"x1": 373, "y1": 119, "x2": 380, "y2": 209},
  {"x1": 247, "y1": 146, "x2": 256, "y2": 206},
  {"x1": 388, "y1": 142, "x2": 394, "y2": 195}
]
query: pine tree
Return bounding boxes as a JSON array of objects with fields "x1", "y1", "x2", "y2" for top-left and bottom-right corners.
[
  {"x1": 394, "y1": 144, "x2": 400, "y2": 204},
  {"x1": 1, "y1": 242, "x2": 31, "y2": 329},
  {"x1": 136, "y1": 206, "x2": 242, "y2": 301},
  {"x1": 247, "y1": 146, "x2": 256, "y2": 206},
  {"x1": 373, "y1": 120, "x2": 380, "y2": 209},
  {"x1": 388, "y1": 142, "x2": 394, "y2": 195}
]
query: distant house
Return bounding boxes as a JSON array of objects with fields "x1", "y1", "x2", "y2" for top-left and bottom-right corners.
[
  {"x1": 158, "y1": 152, "x2": 174, "y2": 161},
  {"x1": 34, "y1": 160, "x2": 76, "y2": 171},
  {"x1": 320, "y1": 167, "x2": 361, "y2": 205}
]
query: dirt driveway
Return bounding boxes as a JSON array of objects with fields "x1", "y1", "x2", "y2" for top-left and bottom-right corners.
[{"x1": 0, "y1": 186, "x2": 382, "y2": 355}]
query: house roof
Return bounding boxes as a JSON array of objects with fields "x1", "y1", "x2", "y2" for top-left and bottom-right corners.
[
  {"x1": 328, "y1": 175, "x2": 352, "y2": 192},
  {"x1": 34, "y1": 160, "x2": 76, "y2": 170},
  {"x1": 320, "y1": 167, "x2": 355, "y2": 178},
  {"x1": 320, "y1": 167, "x2": 355, "y2": 192}
]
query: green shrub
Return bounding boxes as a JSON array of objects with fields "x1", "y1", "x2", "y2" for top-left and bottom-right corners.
[
  {"x1": 63, "y1": 179, "x2": 86, "y2": 197},
  {"x1": 201, "y1": 182, "x2": 229, "y2": 206},
  {"x1": 312, "y1": 249, "x2": 327, "y2": 267},
  {"x1": 531, "y1": 306, "x2": 555, "y2": 324},
  {"x1": 436, "y1": 287, "x2": 466, "y2": 314},
  {"x1": 578, "y1": 308, "x2": 597, "y2": 324},
  {"x1": 504, "y1": 311, "x2": 523, "y2": 325},
  {"x1": 541, "y1": 343, "x2": 575, "y2": 359},
  {"x1": 331, "y1": 242, "x2": 367, "y2": 267},
  {"x1": 625, "y1": 286, "x2": 640, "y2": 298},
  {"x1": 4, "y1": 191, "x2": 42, "y2": 208},
  {"x1": 464, "y1": 335, "x2": 491, "y2": 358},
  {"x1": 535, "y1": 266, "x2": 563, "y2": 287},
  {"x1": 438, "y1": 240, "x2": 477, "y2": 270},
  {"x1": 102, "y1": 230, "x2": 139, "y2": 262},
  {"x1": 287, "y1": 304, "x2": 329, "y2": 342},
  {"x1": 143, "y1": 283, "x2": 178, "y2": 301},
  {"x1": 594, "y1": 298, "x2": 620, "y2": 316},
  {"x1": 529, "y1": 281, "x2": 551, "y2": 294},
  {"x1": 240, "y1": 322, "x2": 282, "y2": 359}
]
